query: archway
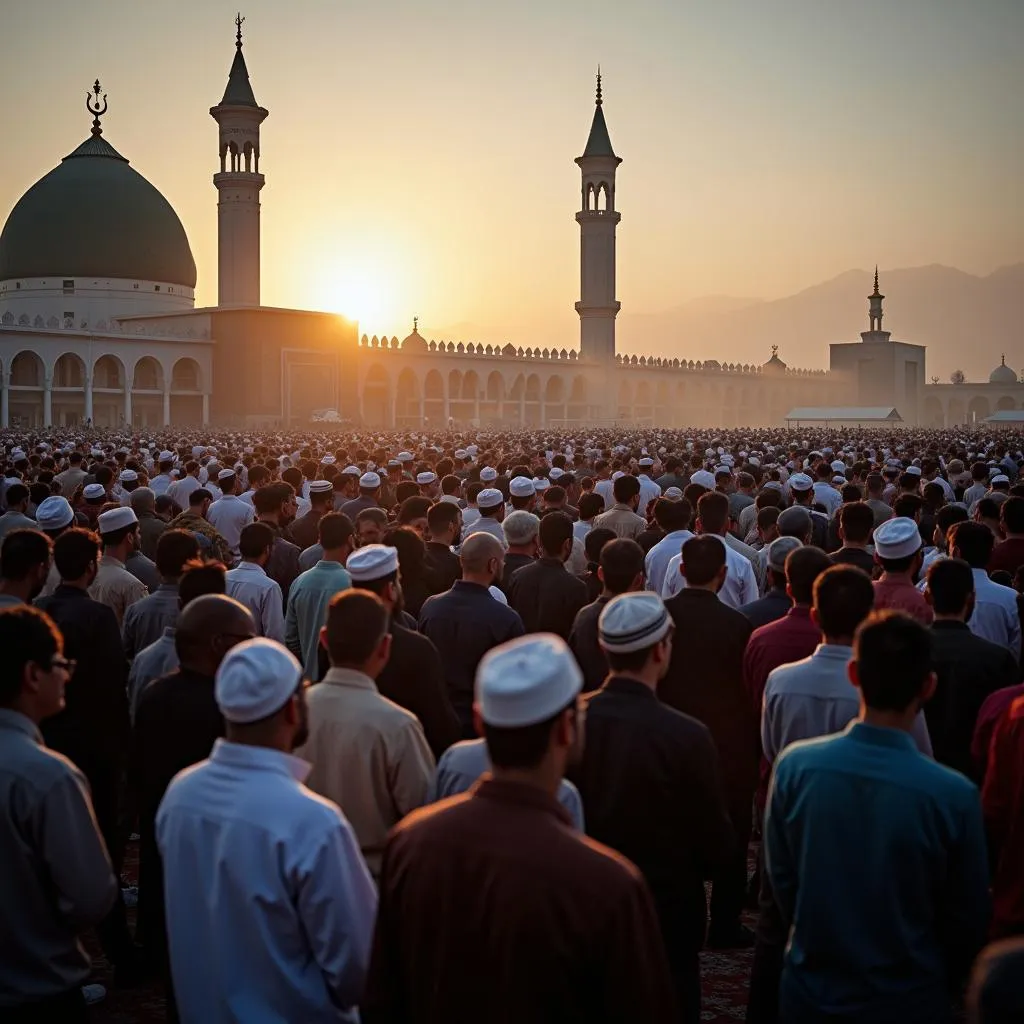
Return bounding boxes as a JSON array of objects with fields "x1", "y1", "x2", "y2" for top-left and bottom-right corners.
[
  {"x1": 524, "y1": 374, "x2": 541, "y2": 425},
  {"x1": 423, "y1": 369, "x2": 444, "y2": 425},
  {"x1": 131, "y1": 356, "x2": 165, "y2": 428},
  {"x1": 967, "y1": 395, "x2": 991, "y2": 424},
  {"x1": 617, "y1": 379, "x2": 633, "y2": 421},
  {"x1": 92, "y1": 355, "x2": 127, "y2": 428},
  {"x1": 947, "y1": 397, "x2": 966, "y2": 426},
  {"x1": 395, "y1": 368, "x2": 420, "y2": 427},
  {"x1": 923, "y1": 396, "x2": 945, "y2": 427},
  {"x1": 9, "y1": 351, "x2": 44, "y2": 427},
  {"x1": 170, "y1": 357, "x2": 204, "y2": 423},
  {"x1": 52, "y1": 353, "x2": 87, "y2": 426},
  {"x1": 363, "y1": 364, "x2": 390, "y2": 426},
  {"x1": 484, "y1": 371, "x2": 506, "y2": 424},
  {"x1": 996, "y1": 395, "x2": 1017, "y2": 411}
]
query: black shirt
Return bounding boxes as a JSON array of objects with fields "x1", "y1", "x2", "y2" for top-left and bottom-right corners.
[
  {"x1": 568, "y1": 595, "x2": 611, "y2": 693},
  {"x1": 830, "y1": 546, "x2": 876, "y2": 576},
  {"x1": 507, "y1": 556, "x2": 589, "y2": 640},
  {"x1": 738, "y1": 587, "x2": 792, "y2": 630},
  {"x1": 425, "y1": 542, "x2": 462, "y2": 594},
  {"x1": 500, "y1": 552, "x2": 535, "y2": 596}
]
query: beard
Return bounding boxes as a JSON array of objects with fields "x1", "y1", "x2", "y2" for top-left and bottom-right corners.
[{"x1": 391, "y1": 581, "x2": 406, "y2": 618}]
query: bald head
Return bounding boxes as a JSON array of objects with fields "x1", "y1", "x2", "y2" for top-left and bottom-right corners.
[
  {"x1": 129, "y1": 486, "x2": 156, "y2": 515},
  {"x1": 460, "y1": 532, "x2": 505, "y2": 579},
  {"x1": 175, "y1": 594, "x2": 256, "y2": 674}
]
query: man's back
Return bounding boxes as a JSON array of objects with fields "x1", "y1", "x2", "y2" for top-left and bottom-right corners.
[
  {"x1": 568, "y1": 596, "x2": 611, "y2": 693},
  {"x1": 362, "y1": 777, "x2": 676, "y2": 1024},
  {"x1": 205, "y1": 495, "x2": 254, "y2": 556},
  {"x1": 765, "y1": 723, "x2": 990, "y2": 1023},
  {"x1": 157, "y1": 739, "x2": 377, "y2": 1024},
  {"x1": 507, "y1": 556, "x2": 588, "y2": 639},
  {"x1": 284, "y1": 561, "x2": 350, "y2": 679}
]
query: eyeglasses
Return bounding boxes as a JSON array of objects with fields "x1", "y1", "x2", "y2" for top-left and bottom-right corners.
[{"x1": 49, "y1": 656, "x2": 76, "y2": 675}]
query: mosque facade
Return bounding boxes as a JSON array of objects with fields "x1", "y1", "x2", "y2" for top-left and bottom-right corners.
[{"x1": 0, "y1": 26, "x2": 1020, "y2": 432}]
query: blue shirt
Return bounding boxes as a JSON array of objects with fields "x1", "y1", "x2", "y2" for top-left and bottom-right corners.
[
  {"x1": 765, "y1": 722, "x2": 990, "y2": 1023},
  {"x1": 429, "y1": 739, "x2": 585, "y2": 830},
  {"x1": 156, "y1": 739, "x2": 377, "y2": 1024},
  {"x1": 285, "y1": 561, "x2": 351, "y2": 681}
]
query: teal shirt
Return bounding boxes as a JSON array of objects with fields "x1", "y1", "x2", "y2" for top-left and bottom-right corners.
[
  {"x1": 765, "y1": 721, "x2": 990, "y2": 1024},
  {"x1": 284, "y1": 561, "x2": 351, "y2": 681}
]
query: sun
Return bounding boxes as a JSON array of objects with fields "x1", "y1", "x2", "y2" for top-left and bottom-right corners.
[{"x1": 315, "y1": 267, "x2": 392, "y2": 329}]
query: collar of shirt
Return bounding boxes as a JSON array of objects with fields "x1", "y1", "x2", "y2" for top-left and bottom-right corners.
[
  {"x1": 846, "y1": 720, "x2": 918, "y2": 754},
  {"x1": 452, "y1": 580, "x2": 491, "y2": 596},
  {"x1": 538, "y1": 556, "x2": 566, "y2": 570},
  {"x1": 471, "y1": 775, "x2": 572, "y2": 827},
  {"x1": 930, "y1": 620, "x2": 970, "y2": 633},
  {"x1": 785, "y1": 605, "x2": 813, "y2": 621},
  {"x1": 812, "y1": 643, "x2": 852, "y2": 662},
  {"x1": 311, "y1": 560, "x2": 348, "y2": 574},
  {"x1": 321, "y1": 666, "x2": 378, "y2": 693},
  {"x1": 99, "y1": 554, "x2": 126, "y2": 569},
  {"x1": 0, "y1": 707, "x2": 42, "y2": 744},
  {"x1": 234, "y1": 561, "x2": 267, "y2": 576},
  {"x1": 602, "y1": 675, "x2": 659, "y2": 702},
  {"x1": 209, "y1": 737, "x2": 311, "y2": 783},
  {"x1": 53, "y1": 584, "x2": 91, "y2": 600}
]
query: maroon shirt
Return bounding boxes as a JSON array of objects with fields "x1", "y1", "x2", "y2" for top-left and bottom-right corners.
[
  {"x1": 990, "y1": 538, "x2": 1024, "y2": 578},
  {"x1": 873, "y1": 574, "x2": 934, "y2": 625},
  {"x1": 973, "y1": 683, "x2": 1024, "y2": 780},
  {"x1": 363, "y1": 777, "x2": 677, "y2": 1024}
]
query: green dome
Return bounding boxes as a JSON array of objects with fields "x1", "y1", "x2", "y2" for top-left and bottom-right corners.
[{"x1": 0, "y1": 134, "x2": 196, "y2": 288}]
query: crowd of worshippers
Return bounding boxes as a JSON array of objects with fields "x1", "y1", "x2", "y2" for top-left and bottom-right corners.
[{"x1": 1, "y1": 424, "x2": 1024, "y2": 1024}]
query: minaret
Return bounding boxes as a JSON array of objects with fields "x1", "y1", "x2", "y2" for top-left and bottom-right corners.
[
  {"x1": 574, "y1": 71, "x2": 621, "y2": 362},
  {"x1": 210, "y1": 14, "x2": 268, "y2": 306},
  {"x1": 861, "y1": 265, "x2": 891, "y2": 342}
]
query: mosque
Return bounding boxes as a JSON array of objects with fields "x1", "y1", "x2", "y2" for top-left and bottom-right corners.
[{"x1": 0, "y1": 22, "x2": 1020, "y2": 431}]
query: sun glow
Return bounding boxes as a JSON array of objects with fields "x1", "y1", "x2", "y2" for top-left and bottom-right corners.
[{"x1": 313, "y1": 266, "x2": 395, "y2": 330}]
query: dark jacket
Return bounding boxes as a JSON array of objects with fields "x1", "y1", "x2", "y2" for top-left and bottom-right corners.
[
  {"x1": 568, "y1": 676, "x2": 734, "y2": 956},
  {"x1": 927, "y1": 620, "x2": 1019, "y2": 779},
  {"x1": 507, "y1": 556, "x2": 588, "y2": 640},
  {"x1": 425, "y1": 542, "x2": 462, "y2": 594},
  {"x1": 288, "y1": 508, "x2": 324, "y2": 553},
  {"x1": 263, "y1": 526, "x2": 301, "y2": 604},
  {"x1": 499, "y1": 552, "x2": 534, "y2": 596},
  {"x1": 38, "y1": 585, "x2": 129, "y2": 760},
  {"x1": 661, "y1": 589, "x2": 756, "y2": 793},
  {"x1": 568, "y1": 595, "x2": 611, "y2": 693},
  {"x1": 738, "y1": 587, "x2": 792, "y2": 630}
]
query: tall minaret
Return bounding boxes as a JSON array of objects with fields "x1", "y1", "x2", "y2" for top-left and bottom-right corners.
[
  {"x1": 861, "y1": 265, "x2": 891, "y2": 342},
  {"x1": 574, "y1": 71, "x2": 621, "y2": 362},
  {"x1": 210, "y1": 14, "x2": 268, "y2": 307}
]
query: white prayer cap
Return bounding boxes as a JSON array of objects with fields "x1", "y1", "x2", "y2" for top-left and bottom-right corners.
[
  {"x1": 664, "y1": 486, "x2": 683, "y2": 500},
  {"x1": 488, "y1": 585, "x2": 508, "y2": 605},
  {"x1": 119, "y1": 470, "x2": 138, "y2": 483},
  {"x1": 347, "y1": 544, "x2": 399, "y2": 582},
  {"x1": 992, "y1": 474, "x2": 1010, "y2": 485},
  {"x1": 97, "y1": 506, "x2": 138, "y2": 534},
  {"x1": 90, "y1": 448, "x2": 103, "y2": 458},
  {"x1": 341, "y1": 465, "x2": 361, "y2": 476},
  {"x1": 35, "y1": 496, "x2": 74, "y2": 531},
  {"x1": 766, "y1": 536, "x2": 802, "y2": 572},
  {"x1": 476, "y1": 633, "x2": 582, "y2": 728},
  {"x1": 905, "y1": 465, "x2": 922, "y2": 477},
  {"x1": 874, "y1": 516, "x2": 922, "y2": 560},
  {"x1": 638, "y1": 457, "x2": 654, "y2": 467},
  {"x1": 387, "y1": 459, "x2": 402, "y2": 469},
  {"x1": 309, "y1": 480, "x2": 333, "y2": 494},
  {"x1": 480, "y1": 467, "x2": 498, "y2": 482},
  {"x1": 549, "y1": 467, "x2": 564, "y2": 479},
  {"x1": 830, "y1": 460, "x2": 846, "y2": 473},
  {"x1": 598, "y1": 592, "x2": 671, "y2": 654},
  {"x1": 158, "y1": 450, "x2": 174, "y2": 462},
  {"x1": 747, "y1": 457, "x2": 761, "y2": 467},
  {"x1": 83, "y1": 483, "x2": 106, "y2": 500},
  {"x1": 832, "y1": 475, "x2": 846, "y2": 485},
  {"x1": 215, "y1": 639, "x2": 302, "y2": 724},
  {"x1": 477, "y1": 487, "x2": 504, "y2": 509},
  {"x1": 466, "y1": 445, "x2": 479, "y2": 456},
  {"x1": 320, "y1": 455, "x2": 336, "y2": 465},
  {"x1": 690, "y1": 469, "x2": 716, "y2": 489},
  {"x1": 789, "y1": 473, "x2": 814, "y2": 492},
  {"x1": 714, "y1": 465, "x2": 732, "y2": 477},
  {"x1": 533, "y1": 477, "x2": 550, "y2": 492},
  {"x1": 359, "y1": 471, "x2": 381, "y2": 489},
  {"x1": 454, "y1": 449, "x2": 467, "y2": 459},
  {"x1": 397, "y1": 451, "x2": 414, "y2": 463},
  {"x1": 416, "y1": 471, "x2": 437, "y2": 485},
  {"x1": 611, "y1": 471, "x2": 625, "y2": 481},
  {"x1": 218, "y1": 468, "x2": 236, "y2": 481},
  {"x1": 509, "y1": 476, "x2": 535, "y2": 498}
]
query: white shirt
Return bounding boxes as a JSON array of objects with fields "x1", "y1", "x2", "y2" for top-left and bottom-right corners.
[
  {"x1": 206, "y1": 494, "x2": 256, "y2": 559},
  {"x1": 968, "y1": 567, "x2": 1022, "y2": 661},
  {"x1": 149, "y1": 473, "x2": 173, "y2": 496},
  {"x1": 156, "y1": 740, "x2": 377, "y2": 1024},
  {"x1": 661, "y1": 534, "x2": 759, "y2": 609},
  {"x1": 637, "y1": 474, "x2": 662, "y2": 519},
  {"x1": 463, "y1": 515, "x2": 506, "y2": 547},
  {"x1": 573, "y1": 519, "x2": 593, "y2": 545},
  {"x1": 812, "y1": 481, "x2": 842, "y2": 516},
  {"x1": 166, "y1": 475, "x2": 201, "y2": 508},
  {"x1": 593, "y1": 478, "x2": 615, "y2": 512},
  {"x1": 644, "y1": 529, "x2": 695, "y2": 595},
  {"x1": 226, "y1": 562, "x2": 286, "y2": 642}
]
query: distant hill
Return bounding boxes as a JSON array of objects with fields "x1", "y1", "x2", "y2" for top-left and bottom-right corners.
[{"x1": 617, "y1": 264, "x2": 1024, "y2": 382}]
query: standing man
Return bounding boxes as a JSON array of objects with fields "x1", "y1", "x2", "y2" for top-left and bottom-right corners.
[
  {"x1": 289, "y1": 479, "x2": 335, "y2": 553},
  {"x1": 253, "y1": 483, "x2": 302, "y2": 604},
  {"x1": 205, "y1": 470, "x2": 255, "y2": 563},
  {"x1": 764, "y1": 612, "x2": 990, "y2": 1023},
  {"x1": 339, "y1": 471, "x2": 382, "y2": 521},
  {"x1": 593, "y1": 474, "x2": 647, "y2": 540},
  {"x1": 643, "y1": 497, "x2": 696, "y2": 596},
  {"x1": 0, "y1": 529, "x2": 52, "y2": 608},
  {"x1": 499, "y1": 510, "x2": 539, "y2": 595},
  {"x1": 89, "y1": 507, "x2": 149, "y2": 627},
  {"x1": 569, "y1": 593, "x2": 734, "y2": 1020},
  {"x1": 226, "y1": 522, "x2": 286, "y2": 642},
  {"x1": 0, "y1": 606, "x2": 118, "y2": 1022},
  {"x1": 168, "y1": 488, "x2": 234, "y2": 567},
  {"x1": 285, "y1": 513, "x2": 353, "y2": 681},
  {"x1": 740, "y1": 537, "x2": 800, "y2": 629},
  {"x1": 300, "y1": 590, "x2": 434, "y2": 877},
  {"x1": 872, "y1": 516, "x2": 933, "y2": 625},
  {"x1": 363, "y1": 632, "x2": 677, "y2": 1024},
  {"x1": 423, "y1": 502, "x2": 462, "y2": 593},
  {"x1": 157, "y1": 639, "x2": 377, "y2": 1023},
  {"x1": 0, "y1": 483, "x2": 36, "y2": 543},
  {"x1": 130, "y1": 488, "x2": 167, "y2": 562}
]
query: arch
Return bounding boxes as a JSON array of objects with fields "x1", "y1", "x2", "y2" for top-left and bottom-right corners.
[
  {"x1": 424, "y1": 369, "x2": 444, "y2": 399},
  {"x1": 10, "y1": 351, "x2": 43, "y2": 387},
  {"x1": 132, "y1": 356, "x2": 164, "y2": 391},
  {"x1": 545, "y1": 375, "x2": 565, "y2": 403},
  {"x1": 93, "y1": 355, "x2": 126, "y2": 390},
  {"x1": 947, "y1": 397, "x2": 966, "y2": 426},
  {"x1": 524, "y1": 374, "x2": 541, "y2": 402},
  {"x1": 569, "y1": 375, "x2": 587, "y2": 402},
  {"x1": 967, "y1": 395, "x2": 991, "y2": 423},
  {"x1": 461, "y1": 370, "x2": 480, "y2": 402},
  {"x1": 996, "y1": 395, "x2": 1017, "y2": 411},
  {"x1": 363, "y1": 363, "x2": 390, "y2": 426},
  {"x1": 486, "y1": 371, "x2": 505, "y2": 402},
  {"x1": 923, "y1": 396, "x2": 945, "y2": 427},
  {"x1": 395, "y1": 367, "x2": 420, "y2": 426},
  {"x1": 171, "y1": 357, "x2": 202, "y2": 392},
  {"x1": 635, "y1": 380, "x2": 652, "y2": 406},
  {"x1": 448, "y1": 369, "x2": 462, "y2": 400},
  {"x1": 52, "y1": 353, "x2": 86, "y2": 388},
  {"x1": 508, "y1": 373, "x2": 526, "y2": 401},
  {"x1": 243, "y1": 141, "x2": 253, "y2": 173}
]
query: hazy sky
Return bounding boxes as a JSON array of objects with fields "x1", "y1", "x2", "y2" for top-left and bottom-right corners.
[{"x1": 2, "y1": 0, "x2": 1021, "y2": 350}]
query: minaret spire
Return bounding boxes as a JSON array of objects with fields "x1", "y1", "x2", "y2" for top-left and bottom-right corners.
[
  {"x1": 596, "y1": 66, "x2": 602, "y2": 107},
  {"x1": 873, "y1": 264, "x2": 879, "y2": 295},
  {"x1": 235, "y1": 12, "x2": 245, "y2": 48},
  {"x1": 86, "y1": 79, "x2": 107, "y2": 137}
]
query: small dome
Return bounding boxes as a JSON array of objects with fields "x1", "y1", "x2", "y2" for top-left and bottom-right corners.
[
  {"x1": 989, "y1": 356, "x2": 1017, "y2": 385},
  {"x1": 762, "y1": 345, "x2": 787, "y2": 375},
  {"x1": 0, "y1": 135, "x2": 196, "y2": 288},
  {"x1": 401, "y1": 321, "x2": 427, "y2": 352}
]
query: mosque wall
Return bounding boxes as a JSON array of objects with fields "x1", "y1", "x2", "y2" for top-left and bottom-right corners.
[{"x1": 922, "y1": 383, "x2": 1024, "y2": 427}]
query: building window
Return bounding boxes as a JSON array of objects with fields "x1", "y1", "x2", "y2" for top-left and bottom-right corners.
[
  {"x1": 133, "y1": 283, "x2": 139, "y2": 289},
  {"x1": 15, "y1": 282, "x2": 20, "y2": 290},
  {"x1": 63, "y1": 279, "x2": 75, "y2": 294},
  {"x1": 63, "y1": 311, "x2": 74, "y2": 320},
  {"x1": 154, "y1": 285, "x2": 161, "y2": 292}
]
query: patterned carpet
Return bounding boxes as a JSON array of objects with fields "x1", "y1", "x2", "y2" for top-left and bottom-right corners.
[{"x1": 89, "y1": 838, "x2": 757, "y2": 1022}]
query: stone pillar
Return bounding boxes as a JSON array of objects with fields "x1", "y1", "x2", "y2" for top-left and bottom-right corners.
[
  {"x1": 519, "y1": 395, "x2": 526, "y2": 427},
  {"x1": 43, "y1": 376, "x2": 52, "y2": 427},
  {"x1": 0, "y1": 369, "x2": 8, "y2": 428},
  {"x1": 442, "y1": 393, "x2": 450, "y2": 425},
  {"x1": 84, "y1": 375, "x2": 94, "y2": 425},
  {"x1": 163, "y1": 389, "x2": 171, "y2": 426},
  {"x1": 124, "y1": 389, "x2": 132, "y2": 426},
  {"x1": 418, "y1": 398, "x2": 424, "y2": 425},
  {"x1": 202, "y1": 393, "x2": 210, "y2": 425}
]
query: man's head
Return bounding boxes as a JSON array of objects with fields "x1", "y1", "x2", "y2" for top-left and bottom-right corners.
[
  {"x1": 577, "y1": 491, "x2": 603, "y2": 523},
  {"x1": 786, "y1": 545, "x2": 833, "y2": 607},
  {"x1": 129, "y1": 487, "x2": 157, "y2": 516},
  {"x1": 655, "y1": 496, "x2": 692, "y2": 534},
  {"x1": 318, "y1": 512, "x2": 355, "y2": 560},
  {"x1": 239, "y1": 522, "x2": 275, "y2": 566},
  {"x1": 355, "y1": 507, "x2": 388, "y2": 547},
  {"x1": 538, "y1": 510, "x2": 574, "y2": 562},
  {"x1": 502, "y1": 510, "x2": 540, "y2": 554},
  {"x1": 776, "y1": 505, "x2": 812, "y2": 544},
  {"x1": 765, "y1": 535, "x2": 801, "y2": 590},
  {"x1": 0, "y1": 606, "x2": 69, "y2": 722},
  {"x1": 584, "y1": 526, "x2": 616, "y2": 567},
  {"x1": 935, "y1": 504, "x2": 969, "y2": 550},
  {"x1": 0, "y1": 529, "x2": 53, "y2": 602},
  {"x1": 612, "y1": 474, "x2": 641, "y2": 509},
  {"x1": 427, "y1": 501, "x2": 462, "y2": 547},
  {"x1": 216, "y1": 639, "x2": 309, "y2": 752},
  {"x1": 925, "y1": 557, "x2": 975, "y2": 621},
  {"x1": 174, "y1": 593, "x2": 256, "y2": 676},
  {"x1": 323, "y1": 589, "x2": 391, "y2": 678},
  {"x1": 53, "y1": 528, "x2": 101, "y2": 587},
  {"x1": 308, "y1": 480, "x2": 335, "y2": 510},
  {"x1": 680, "y1": 535, "x2": 727, "y2": 592},
  {"x1": 1001, "y1": 496, "x2": 1024, "y2": 538},
  {"x1": 849, "y1": 611, "x2": 936, "y2": 716},
  {"x1": 397, "y1": 496, "x2": 432, "y2": 540},
  {"x1": 188, "y1": 487, "x2": 214, "y2": 519},
  {"x1": 178, "y1": 559, "x2": 228, "y2": 609},
  {"x1": 4, "y1": 483, "x2": 29, "y2": 512},
  {"x1": 155, "y1": 529, "x2": 200, "y2": 584},
  {"x1": 837, "y1": 501, "x2": 874, "y2": 546},
  {"x1": 598, "y1": 591, "x2": 674, "y2": 682},
  {"x1": 475, "y1": 634, "x2": 584, "y2": 782},
  {"x1": 873, "y1": 516, "x2": 923, "y2": 576},
  {"x1": 696, "y1": 490, "x2": 730, "y2": 536},
  {"x1": 812, "y1": 565, "x2": 875, "y2": 643},
  {"x1": 460, "y1": 531, "x2": 505, "y2": 588},
  {"x1": 949, "y1": 521, "x2": 995, "y2": 570},
  {"x1": 598, "y1": 538, "x2": 645, "y2": 596}
]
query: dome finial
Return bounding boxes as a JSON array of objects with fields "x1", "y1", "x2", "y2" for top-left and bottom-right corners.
[
  {"x1": 235, "y1": 11, "x2": 245, "y2": 49},
  {"x1": 1002, "y1": 353, "x2": 1006, "y2": 366},
  {"x1": 413, "y1": 315, "x2": 419, "y2": 333},
  {"x1": 596, "y1": 65, "x2": 603, "y2": 107},
  {"x1": 86, "y1": 79, "x2": 107, "y2": 137},
  {"x1": 873, "y1": 264, "x2": 879, "y2": 295}
]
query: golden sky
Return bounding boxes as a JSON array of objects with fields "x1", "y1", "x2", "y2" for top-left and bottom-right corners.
[{"x1": 1, "y1": 0, "x2": 1021, "y2": 352}]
